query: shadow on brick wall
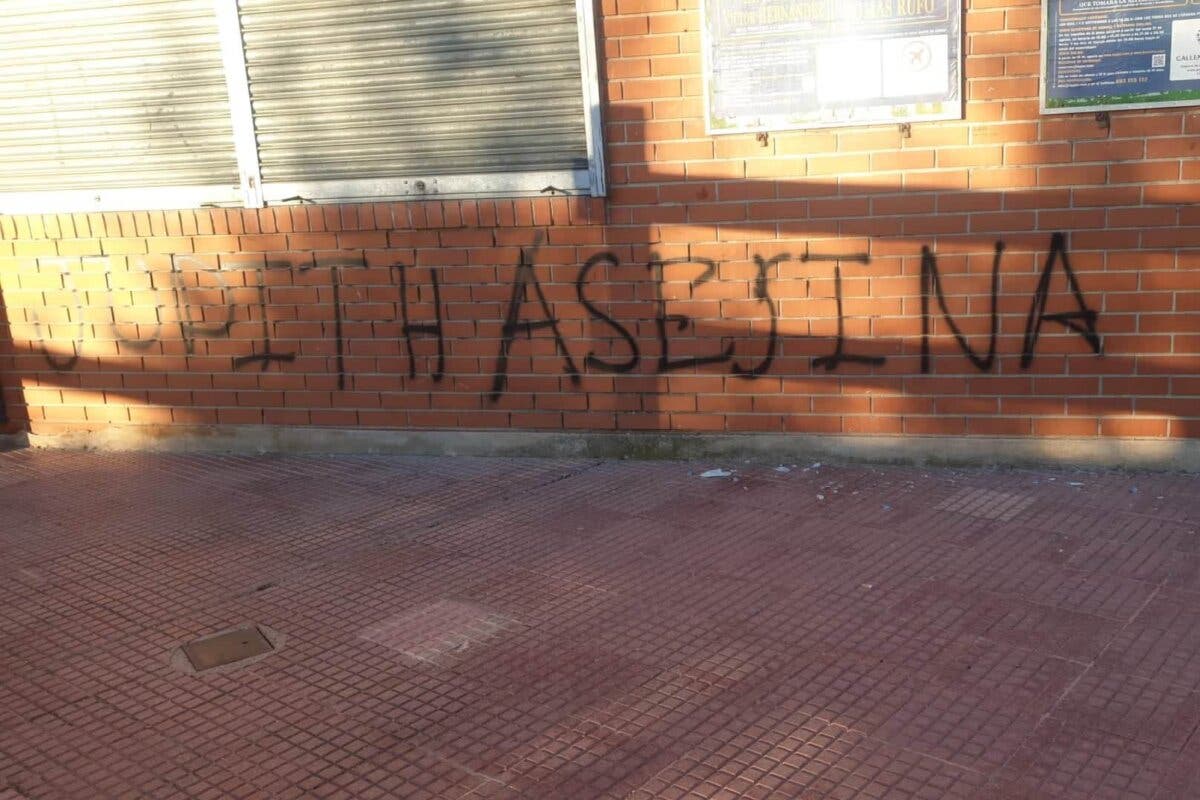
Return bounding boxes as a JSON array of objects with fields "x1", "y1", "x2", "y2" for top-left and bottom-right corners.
[
  {"x1": 0, "y1": 5, "x2": 1197, "y2": 441},
  {"x1": 0, "y1": 290, "x2": 10, "y2": 428},
  {"x1": 7, "y1": 222, "x2": 1196, "y2": 441},
  {"x1": 0, "y1": 110, "x2": 1197, "y2": 439}
]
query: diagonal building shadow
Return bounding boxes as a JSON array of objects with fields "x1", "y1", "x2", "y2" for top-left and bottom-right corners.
[{"x1": 0, "y1": 93, "x2": 1196, "y2": 442}]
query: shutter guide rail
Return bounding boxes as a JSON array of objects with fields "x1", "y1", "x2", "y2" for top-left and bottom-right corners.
[
  {"x1": 575, "y1": 0, "x2": 606, "y2": 197},
  {"x1": 215, "y1": 0, "x2": 264, "y2": 208}
]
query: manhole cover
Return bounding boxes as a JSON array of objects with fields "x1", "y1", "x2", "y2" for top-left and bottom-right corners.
[{"x1": 178, "y1": 625, "x2": 276, "y2": 673}]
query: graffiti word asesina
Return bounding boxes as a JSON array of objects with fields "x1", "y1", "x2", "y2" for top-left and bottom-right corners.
[{"x1": 33, "y1": 232, "x2": 1103, "y2": 402}]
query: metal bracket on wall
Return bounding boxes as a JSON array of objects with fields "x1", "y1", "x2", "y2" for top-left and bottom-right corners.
[
  {"x1": 899, "y1": 123, "x2": 912, "y2": 139},
  {"x1": 1095, "y1": 111, "x2": 1111, "y2": 131},
  {"x1": 756, "y1": 131, "x2": 769, "y2": 147}
]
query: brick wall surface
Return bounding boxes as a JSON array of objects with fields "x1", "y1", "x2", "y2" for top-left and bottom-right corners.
[{"x1": 0, "y1": 0, "x2": 1197, "y2": 441}]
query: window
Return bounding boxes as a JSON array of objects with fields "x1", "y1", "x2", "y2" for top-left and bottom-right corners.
[
  {"x1": 0, "y1": 0, "x2": 243, "y2": 212},
  {"x1": 0, "y1": 0, "x2": 605, "y2": 213}
]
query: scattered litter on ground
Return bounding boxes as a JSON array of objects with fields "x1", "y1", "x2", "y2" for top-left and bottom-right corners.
[
  {"x1": 700, "y1": 469, "x2": 733, "y2": 479},
  {"x1": 1068, "y1": 481, "x2": 1084, "y2": 487},
  {"x1": 775, "y1": 466, "x2": 791, "y2": 474},
  {"x1": 816, "y1": 494, "x2": 825, "y2": 501}
]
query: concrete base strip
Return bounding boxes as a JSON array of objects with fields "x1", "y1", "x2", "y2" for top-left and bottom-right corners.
[{"x1": 23, "y1": 424, "x2": 1200, "y2": 471}]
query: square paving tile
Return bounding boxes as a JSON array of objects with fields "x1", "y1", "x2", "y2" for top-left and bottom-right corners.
[
  {"x1": 995, "y1": 719, "x2": 1177, "y2": 800},
  {"x1": 0, "y1": 450, "x2": 1197, "y2": 798}
]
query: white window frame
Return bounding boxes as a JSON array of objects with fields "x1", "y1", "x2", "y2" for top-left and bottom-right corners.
[
  {"x1": 0, "y1": 186, "x2": 245, "y2": 216},
  {"x1": 0, "y1": 0, "x2": 606, "y2": 214}
]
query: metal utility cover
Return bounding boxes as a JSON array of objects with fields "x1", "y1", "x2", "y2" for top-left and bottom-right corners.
[{"x1": 182, "y1": 626, "x2": 274, "y2": 672}]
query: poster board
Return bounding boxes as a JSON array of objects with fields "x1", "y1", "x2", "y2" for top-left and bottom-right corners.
[
  {"x1": 1042, "y1": 0, "x2": 1200, "y2": 113},
  {"x1": 701, "y1": 0, "x2": 963, "y2": 134}
]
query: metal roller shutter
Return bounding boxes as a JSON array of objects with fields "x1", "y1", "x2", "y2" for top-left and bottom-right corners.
[
  {"x1": 0, "y1": 0, "x2": 242, "y2": 212},
  {"x1": 237, "y1": 0, "x2": 599, "y2": 201}
]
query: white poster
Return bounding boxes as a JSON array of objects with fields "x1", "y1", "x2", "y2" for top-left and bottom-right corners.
[
  {"x1": 1170, "y1": 18, "x2": 1200, "y2": 82},
  {"x1": 703, "y1": 0, "x2": 963, "y2": 133}
]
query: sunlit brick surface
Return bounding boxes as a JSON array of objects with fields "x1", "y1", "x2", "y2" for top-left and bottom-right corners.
[{"x1": 1, "y1": 450, "x2": 1199, "y2": 799}]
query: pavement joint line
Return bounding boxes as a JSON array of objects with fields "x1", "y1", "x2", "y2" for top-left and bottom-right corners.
[{"x1": 1024, "y1": 580, "x2": 1167, "y2": 747}]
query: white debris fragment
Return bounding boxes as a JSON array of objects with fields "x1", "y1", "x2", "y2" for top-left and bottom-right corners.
[
  {"x1": 810, "y1": 462, "x2": 823, "y2": 469},
  {"x1": 700, "y1": 469, "x2": 733, "y2": 478},
  {"x1": 775, "y1": 466, "x2": 791, "y2": 474},
  {"x1": 1068, "y1": 482, "x2": 1084, "y2": 487},
  {"x1": 816, "y1": 494, "x2": 825, "y2": 501}
]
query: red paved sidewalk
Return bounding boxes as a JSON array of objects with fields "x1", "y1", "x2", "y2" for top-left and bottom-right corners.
[{"x1": 1, "y1": 450, "x2": 1198, "y2": 798}]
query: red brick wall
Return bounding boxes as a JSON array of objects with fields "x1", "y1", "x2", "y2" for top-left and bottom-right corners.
[{"x1": 0, "y1": 0, "x2": 1197, "y2": 442}]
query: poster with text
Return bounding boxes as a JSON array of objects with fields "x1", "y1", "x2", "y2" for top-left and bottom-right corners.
[
  {"x1": 702, "y1": 0, "x2": 963, "y2": 134},
  {"x1": 1042, "y1": 0, "x2": 1200, "y2": 113}
]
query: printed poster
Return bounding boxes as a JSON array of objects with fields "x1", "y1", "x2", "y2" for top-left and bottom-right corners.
[
  {"x1": 702, "y1": 0, "x2": 963, "y2": 134},
  {"x1": 1042, "y1": 0, "x2": 1200, "y2": 112}
]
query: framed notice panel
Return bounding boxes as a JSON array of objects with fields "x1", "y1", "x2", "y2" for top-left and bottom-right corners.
[
  {"x1": 701, "y1": 0, "x2": 963, "y2": 134},
  {"x1": 1042, "y1": 0, "x2": 1200, "y2": 113}
]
